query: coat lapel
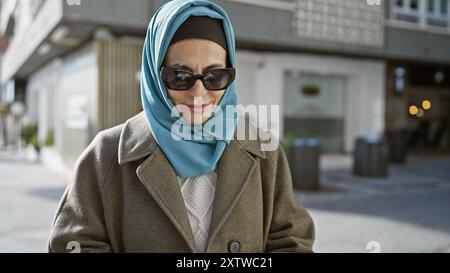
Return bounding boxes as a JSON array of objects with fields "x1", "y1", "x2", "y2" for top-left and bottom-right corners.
[
  {"x1": 136, "y1": 146, "x2": 197, "y2": 253},
  {"x1": 118, "y1": 112, "x2": 196, "y2": 252},
  {"x1": 205, "y1": 140, "x2": 257, "y2": 251},
  {"x1": 205, "y1": 114, "x2": 267, "y2": 251}
]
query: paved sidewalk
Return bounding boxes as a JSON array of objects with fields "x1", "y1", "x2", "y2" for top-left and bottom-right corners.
[
  {"x1": 0, "y1": 149, "x2": 67, "y2": 252},
  {"x1": 297, "y1": 156, "x2": 450, "y2": 252}
]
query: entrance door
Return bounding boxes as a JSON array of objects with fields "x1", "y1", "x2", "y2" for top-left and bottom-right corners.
[{"x1": 283, "y1": 71, "x2": 346, "y2": 153}]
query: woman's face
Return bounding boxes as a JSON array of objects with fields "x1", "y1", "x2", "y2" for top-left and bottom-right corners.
[{"x1": 163, "y1": 38, "x2": 227, "y2": 125}]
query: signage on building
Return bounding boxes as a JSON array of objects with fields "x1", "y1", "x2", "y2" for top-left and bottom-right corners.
[{"x1": 301, "y1": 85, "x2": 320, "y2": 96}]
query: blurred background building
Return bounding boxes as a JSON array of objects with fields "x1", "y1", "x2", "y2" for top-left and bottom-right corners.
[{"x1": 0, "y1": 0, "x2": 449, "y2": 172}]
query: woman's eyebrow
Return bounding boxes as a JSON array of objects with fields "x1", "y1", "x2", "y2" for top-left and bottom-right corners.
[{"x1": 170, "y1": 63, "x2": 225, "y2": 72}]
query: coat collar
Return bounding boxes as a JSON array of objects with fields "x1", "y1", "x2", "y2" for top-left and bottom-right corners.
[
  {"x1": 118, "y1": 112, "x2": 157, "y2": 165},
  {"x1": 117, "y1": 111, "x2": 267, "y2": 252}
]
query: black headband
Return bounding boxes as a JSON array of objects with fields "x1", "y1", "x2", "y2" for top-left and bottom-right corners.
[{"x1": 169, "y1": 16, "x2": 228, "y2": 51}]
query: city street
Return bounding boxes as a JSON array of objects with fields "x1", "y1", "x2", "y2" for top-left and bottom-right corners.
[{"x1": 0, "y1": 148, "x2": 449, "y2": 253}]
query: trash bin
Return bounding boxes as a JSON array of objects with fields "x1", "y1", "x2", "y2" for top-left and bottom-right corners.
[
  {"x1": 353, "y1": 136, "x2": 388, "y2": 177},
  {"x1": 386, "y1": 130, "x2": 408, "y2": 164},
  {"x1": 290, "y1": 138, "x2": 320, "y2": 191}
]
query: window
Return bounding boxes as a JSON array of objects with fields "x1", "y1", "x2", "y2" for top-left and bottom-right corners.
[
  {"x1": 391, "y1": 0, "x2": 420, "y2": 24},
  {"x1": 391, "y1": 0, "x2": 450, "y2": 27},
  {"x1": 440, "y1": 0, "x2": 448, "y2": 14},
  {"x1": 427, "y1": 0, "x2": 448, "y2": 16},
  {"x1": 392, "y1": 0, "x2": 419, "y2": 15},
  {"x1": 428, "y1": 0, "x2": 435, "y2": 12}
]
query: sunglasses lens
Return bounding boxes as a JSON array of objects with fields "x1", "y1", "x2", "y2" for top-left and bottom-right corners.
[
  {"x1": 163, "y1": 68, "x2": 195, "y2": 90},
  {"x1": 162, "y1": 67, "x2": 235, "y2": 91},
  {"x1": 203, "y1": 69, "x2": 235, "y2": 90}
]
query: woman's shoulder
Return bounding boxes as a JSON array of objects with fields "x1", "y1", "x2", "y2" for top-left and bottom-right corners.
[
  {"x1": 76, "y1": 112, "x2": 148, "y2": 168},
  {"x1": 74, "y1": 123, "x2": 123, "y2": 173},
  {"x1": 91, "y1": 124, "x2": 123, "y2": 152}
]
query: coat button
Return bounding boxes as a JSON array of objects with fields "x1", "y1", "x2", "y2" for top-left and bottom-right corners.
[{"x1": 228, "y1": 240, "x2": 241, "y2": 253}]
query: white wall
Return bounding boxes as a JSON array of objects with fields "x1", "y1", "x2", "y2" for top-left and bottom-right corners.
[
  {"x1": 27, "y1": 59, "x2": 62, "y2": 145},
  {"x1": 235, "y1": 50, "x2": 386, "y2": 152}
]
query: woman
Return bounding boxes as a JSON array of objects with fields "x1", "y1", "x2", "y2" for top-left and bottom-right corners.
[{"x1": 48, "y1": 0, "x2": 314, "y2": 253}]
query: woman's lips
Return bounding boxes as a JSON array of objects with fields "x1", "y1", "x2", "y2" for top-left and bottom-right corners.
[{"x1": 185, "y1": 103, "x2": 212, "y2": 113}]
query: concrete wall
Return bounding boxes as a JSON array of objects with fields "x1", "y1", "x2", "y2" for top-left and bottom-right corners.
[
  {"x1": 386, "y1": 26, "x2": 450, "y2": 64},
  {"x1": 236, "y1": 50, "x2": 386, "y2": 153},
  {"x1": 63, "y1": 0, "x2": 153, "y2": 30}
]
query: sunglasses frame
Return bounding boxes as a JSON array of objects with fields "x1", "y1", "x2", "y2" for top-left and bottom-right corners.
[{"x1": 160, "y1": 66, "x2": 236, "y2": 91}]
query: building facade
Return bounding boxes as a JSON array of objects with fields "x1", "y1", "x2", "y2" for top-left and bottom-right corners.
[{"x1": 0, "y1": 0, "x2": 449, "y2": 171}]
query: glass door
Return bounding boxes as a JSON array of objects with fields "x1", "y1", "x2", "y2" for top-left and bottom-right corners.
[{"x1": 283, "y1": 70, "x2": 346, "y2": 153}]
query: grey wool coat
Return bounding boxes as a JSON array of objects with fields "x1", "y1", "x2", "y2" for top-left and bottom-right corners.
[{"x1": 48, "y1": 111, "x2": 315, "y2": 253}]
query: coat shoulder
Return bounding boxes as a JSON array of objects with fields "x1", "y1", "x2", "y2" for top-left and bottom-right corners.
[
  {"x1": 83, "y1": 124, "x2": 123, "y2": 161},
  {"x1": 73, "y1": 123, "x2": 124, "y2": 182}
]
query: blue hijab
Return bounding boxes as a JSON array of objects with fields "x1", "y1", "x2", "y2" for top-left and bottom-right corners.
[{"x1": 140, "y1": 0, "x2": 238, "y2": 178}]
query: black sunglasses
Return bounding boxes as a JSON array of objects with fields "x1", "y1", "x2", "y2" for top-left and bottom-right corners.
[{"x1": 160, "y1": 66, "x2": 236, "y2": 91}]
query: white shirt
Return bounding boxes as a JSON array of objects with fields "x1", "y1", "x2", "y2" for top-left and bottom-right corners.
[{"x1": 177, "y1": 171, "x2": 217, "y2": 252}]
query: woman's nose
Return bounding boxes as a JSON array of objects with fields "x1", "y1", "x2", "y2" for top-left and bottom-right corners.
[{"x1": 189, "y1": 79, "x2": 208, "y2": 97}]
